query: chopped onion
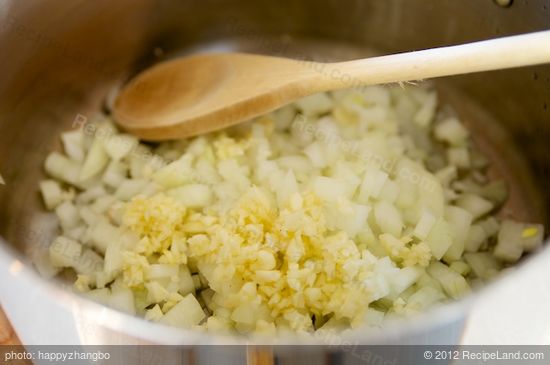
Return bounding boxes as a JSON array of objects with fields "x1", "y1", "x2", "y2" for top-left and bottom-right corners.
[
  {"x1": 427, "y1": 261, "x2": 470, "y2": 299},
  {"x1": 38, "y1": 84, "x2": 544, "y2": 335},
  {"x1": 455, "y1": 193, "x2": 493, "y2": 220},
  {"x1": 39, "y1": 180, "x2": 63, "y2": 210},
  {"x1": 159, "y1": 293, "x2": 206, "y2": 328}
]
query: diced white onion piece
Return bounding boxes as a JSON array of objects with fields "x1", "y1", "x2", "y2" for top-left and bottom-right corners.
[
  {"x1": 49, "y1": 236, "x2": 82, "y2": 268},
  {"x1": 109, "y1": 285, "x2": 136, "y2": 315},
  {"x1": 443, "y1": 206, "x2": 473, "y2": 262},
  {"x1": 452, "y1": 179, "x2": 482, "y2": 196},
  {"x1": 394, "y1": 177, "x2": 417, "y2": 210},
  {"x1": 363, "y1": 86, "x2": 391, "y2": 107},
  {"x1": 179, "y1": 266, "x2": 195, "y2": 295},
  {"x1": 481, "y1": 180, "x2": 508, "y2": 206},
  {"x1": 406, "y1": 286, "x2": 445, "y2": 310},
  {"x1": 447, "y1": 147, "x2": 470, "y2": 169},
  {"x1": 104, "y1": 134, "x2": 138, "y2": 161},
  {"x1": 273, "y1": 105, "x2": 296, "y2": 131},
  {"x1": 435, "y1": 165, "x2": 457, "y2": 187},
  {"x1": 413, "y1": 210, "x2": 437, "y2": 240},
  {"x1": 128, "y1": 147, "x2": 151, "y2": 179},
  {"x1": 159, "y1": 294, "x2": 205, "y2": 328},
  {"x1": 55, "y1": 201, "x2": 80, "y2": 231},
  {"x1": 76, "y1": 185, "x2": 107, "y2": 205},
  {"x1": 255, "y1": 270, "x2": 282, "y2": 284},
  {"x1": 218, "y1": 159, "x2": 251, "y2": 191},
  {"x1": 44, "y1": 152, "x2": 81, "y2": 186},
  {"x1": 367, "y1": 257, "x2": 399, "y2": 300},
  {"x1": 395, "y1": 158, "x2": 446, "y2": 222},
  {"x1": 416, "y1": 272, "x2": 443, "y2": 292},
  {"x1": 91, "y1": 195, "x2": 116, "y2": 214},
  {"x1": 61, "y1": 130, "x2": 85, "y2": 162},
  {"x1": 194, "y1": 158, "x2": 220, "y2": 184},
  {"x1": 116, "y1": 230, "x2": 139, "y2": 249},
  {"x1": 494, "y1": 220, "x2": 526, "y2": 262},
  {"x1": 86, "y1": 288, "x2": 111, "y2": 305},
  {"x1": 358, "y1": 105, "x2": 388, "y2": 126},
  {"x1": 67, "y1": 226, "x2": 86, "y2": 241},
  {"x1": 311, "y1": 176, "x2": 353, "y2": 202},
  {"x1": 358, "y1": 167, "x2": 388, "y2": 202},
  {"x1": 427, "y1": 261, "x2": 470, "y2": 299},
  {"x1": 413, "y1": 92, "x2": 437, "y2": 127},
  {"x1": 91, "y1": 220, "x2": 120, "y2": 254},
  {"x1": 104, "y1": 241, "x2": 123, "y2": 274},
  {"x1": 149, "y1": 264, "x2": 179, "y2": 279},
  {"x1": 95, "y1": 271, "x2": 115, "y2": 289},
  {"x1": 331, "y1": 162, "x2": 361, "y2": 190},
  {"x1": 145, "y1": 305, "x2": 164, "y2": 321},
  {"x1": 449, "y1": 261, "x2": 470, "y2": 276},
  {"x1": 295, "y1": 93, "x2": 333, "y2": 116},
  {"x1": 102, "y1": 161, "x2": 127, "y2": 189},
  {"x1": 277, "y1": 155, "x2": 314, "y2": 177},
  {"x1": 325, "y1": 200, "x2": 371, "y2": 238},
  {"x1": 145, "y1": 281, "x2": 169, "y2": 303},
  {"x1": 464, "y1": 224, "x2": 487, "y2": 253},
  {"x1": 374, "y1": 201, "x2": 403, "y2": 237},
  {"x1": 39, "y1": 180, "x2": 63, "y2": 210},
  {"x1": 388, "y1": 266, "x2": 423, "y2": 299},
  {"x1": 167, "y1": 184, "x2": 213, "y2": 208},
  {"x1": 464, "y1": 252, "x2": 501, "y2": 280},
  {"x1": 231, "y1": 304, "x2": 256, "y2": 325},
  {"x1": 319, "y1": 140, "x2": 341, "y2": 167},
  {"x1": 304, "y1": 142, "x2": 326, "y2": 168},
  {"x1": 80, "y1": 138, "x2": 109, "y2": 181},
  {"x1": 434, "y1": 117, "x2": 469, "y2": 146},
  {"x1": 362, "y1": 308, "x2": 385, "y2": 328},
  {"x1": 74, "y1": 248, "x2": 104, "y2": 275},
  {"x1": 114, "y1": 179, "x2": 149, "y2": 201},
  {"x1": 79, "y1": 206, "x2": 100, "y2": 227},
  {"x1": 357, "y1": 229, "x2": 383, "y2": 258},
  {"x1": 479, "y1": 216, "x2": 500, "y2": 237},
  {"x1": 81, "y1": 227, "x2": 94, "y2": 246},
  {"x1": 276, "y1": 170, "x2": 299, "y2": 205},
  {"x1": 378, "y1": 180, "x2": 400, "y2": 204},
  {"x1": 455, "y1": 194, "x2": 493, "y2": 220},
  {"x1": 152, "y1": 155, "x2": 194, "y2": 188},
  {"x1": 32, "y1": 248, "x2": 61, "y2": 279},
  {"x1": 141, "y1": 182, "x2": 160, "y2": 197},
  {"x1": 425, "y1": 219, "x2": 453, "y2": 260},
  {"x1": 289, "y1": 117, "x2": 314, "y2": 147}
]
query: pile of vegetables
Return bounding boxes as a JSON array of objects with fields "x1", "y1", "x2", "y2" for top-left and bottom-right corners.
[{"x1": 37, "y1": 83, "x2": 544, "y2": 335}]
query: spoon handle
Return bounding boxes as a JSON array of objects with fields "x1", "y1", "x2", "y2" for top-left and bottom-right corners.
[{"x1": 320, "y1": 30, "x2": 550, "y2": 89}]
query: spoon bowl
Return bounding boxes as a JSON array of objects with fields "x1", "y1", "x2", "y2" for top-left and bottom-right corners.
[{"x1": 115, "y1": 53, "x2": 316, "y2": 139}]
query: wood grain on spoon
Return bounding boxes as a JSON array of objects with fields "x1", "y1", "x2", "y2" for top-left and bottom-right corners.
[{"x1": 114, "y1": 31, "x2": 550, "y2": 141}]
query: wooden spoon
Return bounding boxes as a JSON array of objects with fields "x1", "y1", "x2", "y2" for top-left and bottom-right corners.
[{"x1": 114, "y1": 31, "x2": 550, "y2": 140}]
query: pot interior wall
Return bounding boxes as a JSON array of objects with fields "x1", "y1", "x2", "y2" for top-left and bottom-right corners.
[{"x1": 1, "y1": 0, "x2": 549, "y2": 258}]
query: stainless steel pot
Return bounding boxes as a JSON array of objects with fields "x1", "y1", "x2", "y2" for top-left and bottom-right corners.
[{"x1": 1, "y1": 0, "x2": 550, "y2": 354}]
